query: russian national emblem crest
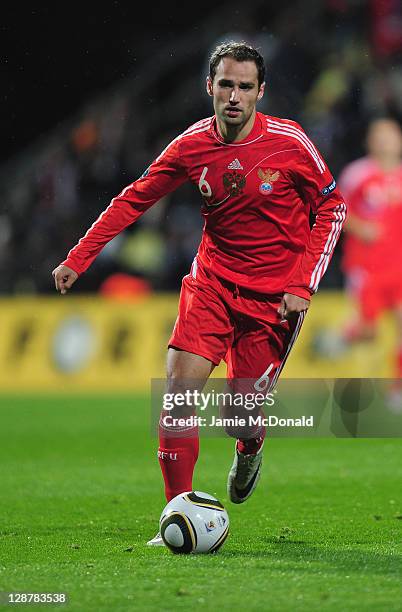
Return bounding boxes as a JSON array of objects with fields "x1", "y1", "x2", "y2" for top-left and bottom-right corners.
[{"x1": 258, "y1": 168, "x2": 280, "y2": 195}]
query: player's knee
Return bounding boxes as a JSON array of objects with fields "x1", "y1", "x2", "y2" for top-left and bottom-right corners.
[
  {"x1": 164, "y1": 374, "x2": 197, "y2": 418},
  {"x1": 166, "y1": 372, "x2": 189, "y2": 396}
]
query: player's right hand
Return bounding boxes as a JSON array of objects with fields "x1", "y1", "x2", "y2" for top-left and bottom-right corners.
[{"x1": 52, "y1": 265, "x2": 78, "y2": 295}]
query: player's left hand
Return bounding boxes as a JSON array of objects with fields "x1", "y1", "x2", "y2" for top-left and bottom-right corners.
[{"x1": 278, "y1": 293, "x2": 310, "y2": 322}]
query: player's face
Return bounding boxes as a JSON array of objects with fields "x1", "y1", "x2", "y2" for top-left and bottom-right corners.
[
  {"x1": 367, "y1": 120, "x2": 402, "y2": 160},
  {"x1": 207, "y1": 58, "x2": 264, "y2": 129}
]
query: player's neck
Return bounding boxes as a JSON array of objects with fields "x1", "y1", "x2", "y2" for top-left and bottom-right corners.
[{"x1": 216, "y1": 110, "x2": 257, "y2": 143}]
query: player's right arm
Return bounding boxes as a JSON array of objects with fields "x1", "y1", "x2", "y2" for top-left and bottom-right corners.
[{"x1": 52, "y1": 138, "x2": 187, "y2": 293}]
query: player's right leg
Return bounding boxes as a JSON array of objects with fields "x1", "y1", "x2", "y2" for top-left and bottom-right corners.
[
  {"x1": 158, "y1": 348, "x2": 214, "y2": 504},
  {"x1": 148, "y1": 348, "x2": 214, "y2": 547},
  {"x1": 147, "y1": 261, "x2": 233, "y2": 546}
]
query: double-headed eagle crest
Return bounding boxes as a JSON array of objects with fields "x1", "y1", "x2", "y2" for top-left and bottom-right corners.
[
  {"x1": 258, "y1": 168, "x2": 280, "y2": 194},
  {"x1": 258, "y1": 168, "x2": 280, "y2": 183}
]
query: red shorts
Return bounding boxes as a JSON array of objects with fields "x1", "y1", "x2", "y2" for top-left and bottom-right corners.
[
  {"x1": 169, "y1": 259, "x2": 305, "y2": 389},
  {"x1": 347, "y1": 268, "x2": 402, "y2": 322}
]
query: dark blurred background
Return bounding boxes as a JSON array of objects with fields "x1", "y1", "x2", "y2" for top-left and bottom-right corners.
[{"x1": 2, "y1": 0, "x2": 402, "y2": 295}]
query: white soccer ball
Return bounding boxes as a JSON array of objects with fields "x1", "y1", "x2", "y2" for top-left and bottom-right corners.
[{"x1": 160, "y1": 491, "x2": 229, "y2": 554}]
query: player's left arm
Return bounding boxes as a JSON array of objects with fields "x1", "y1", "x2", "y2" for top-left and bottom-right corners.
[{"x1": 282, "y1": 132, "x2": 347, "y2": 317}]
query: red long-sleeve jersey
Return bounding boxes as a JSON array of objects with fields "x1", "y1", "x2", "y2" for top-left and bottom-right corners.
[{"x1": 62, "y1": 112, "x2": 346, "y2": 299}]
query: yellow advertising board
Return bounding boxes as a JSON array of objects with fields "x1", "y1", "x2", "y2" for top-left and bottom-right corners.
[{"x1": 0, "y1": 293, "x2": 396, "y2": 392}]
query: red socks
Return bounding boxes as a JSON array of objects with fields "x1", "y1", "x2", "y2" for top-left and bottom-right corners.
[
  {"x1": 158, "y1": 413, "x2": 199, "y2": 502},
  {"x1": 237, "y1": 425, "x2": 266, "y2": 455},
  {"x1": 158, "y1": 413, "x2": 265, "y2": 500}
]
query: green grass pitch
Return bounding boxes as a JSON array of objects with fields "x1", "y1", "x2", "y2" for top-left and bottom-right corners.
[{"x1": 0, "y1": 395, "x2": 401, "y2": 611}]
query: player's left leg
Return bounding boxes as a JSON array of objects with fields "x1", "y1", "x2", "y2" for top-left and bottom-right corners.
[{"x1": 225, "y1": 295, "x2": 305, "y2": 503}]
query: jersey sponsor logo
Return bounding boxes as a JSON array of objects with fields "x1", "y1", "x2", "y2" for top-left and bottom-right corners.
[
  {"x1": 223, "y1": 171, "x2": 246, "y2": 196},
  {"x1": 321, "y1": 178, "x2": 336, "y2": 196},
  {"x1": 227, "y1": 158, "x2": 243, "y2": 170},
  {"x1": 257, "y1": 168, "x2": 280, "y2": 195}
]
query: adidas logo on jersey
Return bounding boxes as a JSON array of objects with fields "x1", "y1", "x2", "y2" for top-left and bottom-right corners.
[{"x1": 227, "y1": 158, "x2": 243, "y2": 170}]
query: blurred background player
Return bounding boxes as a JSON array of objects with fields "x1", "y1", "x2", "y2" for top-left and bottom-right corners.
[{"x1": 316, "y1": 118, "x2": 402, "y2": 406}]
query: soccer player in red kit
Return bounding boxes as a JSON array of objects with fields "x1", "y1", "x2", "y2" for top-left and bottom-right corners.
[
  {"x1": 52, "y1": 42, "x2": 346, "y2": 545},
  {"x1": 339, "y1": 118, "x2": 402, "y2": 395}
]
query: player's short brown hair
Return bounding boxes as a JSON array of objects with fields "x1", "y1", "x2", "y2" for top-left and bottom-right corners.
[{"x1": 209, "y1": 41, "x2": 265, "y2": 87}]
